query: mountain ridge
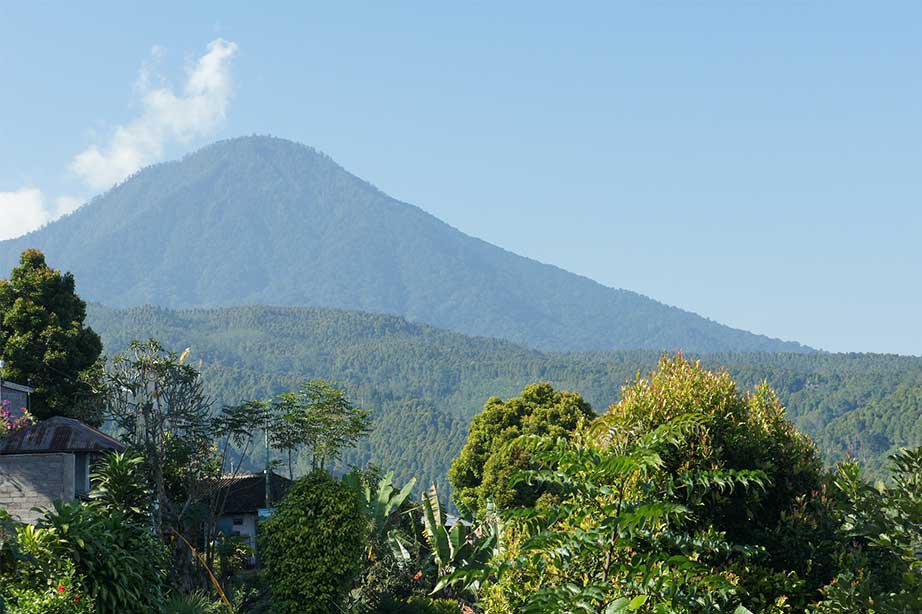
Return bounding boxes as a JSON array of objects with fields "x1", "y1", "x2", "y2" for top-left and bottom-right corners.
[
  {"x1": 85, "y1": 302, "x2": 922, "y2": 493},
  {"x1": 0, "y1": 135, "x2": 808, "y2": 353}
]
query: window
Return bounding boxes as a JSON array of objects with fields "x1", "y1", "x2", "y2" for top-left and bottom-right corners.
[{"x1": 233, "y1": 517, "x2": 243, "y2": 526}]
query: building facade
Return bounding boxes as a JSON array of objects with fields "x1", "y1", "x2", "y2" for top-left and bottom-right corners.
[{"x1": 0, "y1": 416, "x2": 125, "y2": 524}]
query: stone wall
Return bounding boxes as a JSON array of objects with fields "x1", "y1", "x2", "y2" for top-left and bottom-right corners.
[{"x1": 0, "y1": 453, "x2": 75, "y2": 524}]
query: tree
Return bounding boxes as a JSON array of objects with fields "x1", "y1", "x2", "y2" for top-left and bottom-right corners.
[
  {"x1": 0, "y1": 249, "x2": 103, "y2": 424},
  {"x1": 261, "y1": 470, "x2": 368, "y2": 614},
  {"x1": 478, "y1": 415, "x2": 766, "y2": 614},
  {"x1": 595, "y1": 355, "x2": 832, "y2": 608},
  {"x1": 103, "y1": 339, "x2": 266, "y2": 589},
  {"x1": 448, "y1": 382, "x2": 594, "y2": 515},
  {"x1": 270, "y1": 380, "x2": 371, "y2": 478},
  {"x1": 812, "y1": 447, "x2": 922, "y2": 612}
]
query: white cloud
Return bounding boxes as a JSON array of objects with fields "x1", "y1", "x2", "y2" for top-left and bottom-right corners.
[
  {"x1": 0, "y1": 189, "x2": 47, "y2": 240},
  {"x1": 1, "y1": 38, "x2": 238, "y2": 239},
  {"x1": 0, "y1": 189, "x2": 85, "y2": 240},
  {"x1": 70, "y1": 38, "x2": 239, "y2": 191}
]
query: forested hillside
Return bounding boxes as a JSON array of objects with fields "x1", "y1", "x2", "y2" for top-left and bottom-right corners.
[
  {"x1": 0, "y1": 135, "x2": 806, "y2": 353},
  {"x1": 87, "y1": 303, "x2": 922, "y2": 493}
]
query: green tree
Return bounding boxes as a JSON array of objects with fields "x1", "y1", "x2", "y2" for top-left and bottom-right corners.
[
  {"x1": 270, "y1": 380, "x2": 371, "y2": 477},
  {"x1": 261, "y1": 470, "x2": 368, "y2": 614},
  {"x1": 479, "y1": 415, "x2": 766, "y2": 614},
  {"x1": 596, "y1": 355, "x2": 832, "y2": 608},
  {"x1": 812, "y1": 447, "x2": 922, "y2": 612},
  {"x1": 448, "y1": 382, "x2": 594, "y2": 515},
  {"x1": 0, "y1": 249, "x2": 103, "y2": 424},
  {"x1": 103, "y1": 339, "x2": 266, "y2": 590}
]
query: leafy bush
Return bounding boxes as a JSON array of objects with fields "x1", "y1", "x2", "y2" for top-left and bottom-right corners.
[
  {"x1": 0, "y1": 559, "x2": 94, "y2": 614},
  {"x1": 261, "y1": 470, "x2": 368, "y2": 614},
  {"x1": 32, "y1": 501, "x2": 168, "y2": 613},
  {"x1": 89, "y1": 451, "x2": 153, "y2": 524},
  {"x1": 163, "y1": 590, "x2": 226, "y2": 614}
]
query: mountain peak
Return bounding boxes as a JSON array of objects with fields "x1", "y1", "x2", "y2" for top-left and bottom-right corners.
[{"x1": 0, "y1": 136, "x2": 808, "y2": 353}]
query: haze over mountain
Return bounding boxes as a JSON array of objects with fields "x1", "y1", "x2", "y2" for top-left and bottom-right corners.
[{"x1": 0, "y1": 136, "x2": 807, "y2": 353}]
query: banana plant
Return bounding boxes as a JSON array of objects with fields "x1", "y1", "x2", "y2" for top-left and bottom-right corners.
[
  {"x1": 345, "y1": 470, "x2": 417, "y2": 558},
  {"x1": 420, "y1": 486, "x2": 500, "y2": 595}
]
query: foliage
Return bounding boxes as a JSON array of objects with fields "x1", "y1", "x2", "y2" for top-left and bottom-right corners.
[
  {"x1": 419, "y1": 485, "x2": 499, "y2": 598},
  {"x1": 105, "y1": 339, "x2": 217, "y2": 537},
  {"x1": 479, "y1": 413, "x2": 768, "y2": 614},
  {"x1": 213, "y1": 534, "x2": 255, "y2": 584},
  {"x1": 162, "y1": 590, "x2": 226, "y2": 614},
  {"x1": 0, "y1": 400, "x2": 32, "y2": 438},
  {"x1": 31, "y1": 500, "x2": 168, "y2": 613},
  {"x1": 270, "y1": 380, "x2": 371, "y2": 477},
  {"x1": 89, "y1": 450, "x2": 152, "y2": 524},
  {"x1": 1, "y1": 559, "x2": 95, "y2": 614},
  {"x1": 0, "y1": 477, "x2": 166, "y2": 614},
  {"x1": 596, "y1": 355, "x2": 833, "y2": 604},
  {"x1": 103, "y1": 339, "x2": 267, "y2": 589},
  {"x1": 260, "y1": 469, "x2": 368, "y2": 614},
  {"x1": 0, "y1": 249, "x2": 103, "y2": 424},
  {"x1": 449, "y1": 382, "x2": 595, "y2": 515},
  {"x1": 84, "y1": 303, "x2": 922, "y2": 504},
  {"x1": 811, "y1": 448, "x2": 922, "y2": 612},
  {"x1": 395, "y1": 596, "x2": 461, "y2": 614},
  {"x1": 342, "y1": 467, "x2": 422, "y2": 612}
]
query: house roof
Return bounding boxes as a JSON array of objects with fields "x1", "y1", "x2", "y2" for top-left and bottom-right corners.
[
  {"x1": 218, "y1": 472, "x2": 292, "y2": 515},
  {"x1": 0, "y1": 416, "x2": 126, "y2": 455},
  {"x1": 1, "y1": 381, "x2": 34, "y2": 394}
]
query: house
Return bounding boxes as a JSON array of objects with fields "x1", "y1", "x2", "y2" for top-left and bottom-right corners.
[
  {"x1": 0, "y1": 415, "x2": 125, "y2": 524},
  {"x1": 0, "y1": 380, "x2": 32, "y2": 416},
  {"x1": 215, "y1": 471, "x2": 292, "y2": 565}
]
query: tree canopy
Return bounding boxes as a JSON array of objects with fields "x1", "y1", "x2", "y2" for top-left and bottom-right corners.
[
  {"x1": 0, "y1": 249, "x2": 103, "y2": 424},
  {"x1": 448, "y1": 382, "x2": 595, "y2": 514}
]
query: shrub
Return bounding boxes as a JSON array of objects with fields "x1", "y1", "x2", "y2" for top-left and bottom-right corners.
[
  {"x1": 0, "y1": 558, "x2": 95, "y2": 614},
  {"x1": 32, "y1": 501, "x2": 168, "y2": 613},
  {"x1": 260, "y1": 470, "x2": 367, "y2": 614}
]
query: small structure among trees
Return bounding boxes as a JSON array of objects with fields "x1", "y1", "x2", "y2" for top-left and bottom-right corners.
[{"x1": 0, "y1": 416, "x2": 125, "y2": 523}]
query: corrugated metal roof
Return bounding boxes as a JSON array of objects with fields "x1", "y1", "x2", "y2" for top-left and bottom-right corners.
[
  {"x1": 1, "y1": 381, "x2": 34, "y2": 394},
  {"x1": 0, "y1": 417, "x2": 125, "y2": 454},
  {"x1": 218, "y1": 472, "x2": 292, "y2": 514}
]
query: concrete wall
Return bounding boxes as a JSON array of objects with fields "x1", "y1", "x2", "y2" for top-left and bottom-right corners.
[{"x1": 0, "y1": 453, "x2": 75, "y2": 524}]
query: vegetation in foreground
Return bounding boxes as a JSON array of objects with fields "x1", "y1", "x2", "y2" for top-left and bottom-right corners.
[{"x1": 1, "y1": 251, "x2": 921, "y2": 612}]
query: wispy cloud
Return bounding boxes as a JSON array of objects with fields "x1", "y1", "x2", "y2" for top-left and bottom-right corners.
[
  {"x1": 71, "y1": 39, "x2": 239, "y2": 190},
  {"x1": 1, "y1": 39, "x2": 238, "y2": 241},
  {"x1": 0, "y1": 189, "x2": 83, "y2": 241}
]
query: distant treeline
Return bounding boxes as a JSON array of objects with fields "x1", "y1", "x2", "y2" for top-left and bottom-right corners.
[{"x1": 88, "y1": 303, "x2": 922, "y2": 493}]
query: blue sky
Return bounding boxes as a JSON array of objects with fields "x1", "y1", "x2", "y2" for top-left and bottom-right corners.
[{"x1": 1, "y1": 3, "x2": 920, "y2": 354}]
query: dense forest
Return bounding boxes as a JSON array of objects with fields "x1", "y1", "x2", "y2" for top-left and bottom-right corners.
[
  {"x1": 87, "y1": 303, "x2": 922, "y2": 495},
  {"x1": 0, "y1": 135, "x2": 805, "y2": 353}
]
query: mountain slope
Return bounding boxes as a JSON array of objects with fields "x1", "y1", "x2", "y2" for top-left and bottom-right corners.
[
  {"x1": 86, "y1": 303, "x2": 922, "y2": 492},
  {"x1": 1, "y1": 136, "x2": 806, "y2": 353}
]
